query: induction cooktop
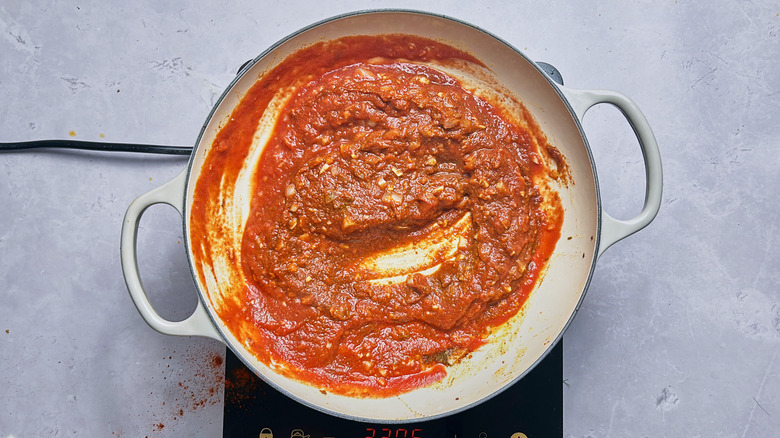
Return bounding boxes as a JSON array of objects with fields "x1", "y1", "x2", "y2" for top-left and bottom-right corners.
[{"x1": 223, "y1": 341, "x2": 562, "y2": 438}]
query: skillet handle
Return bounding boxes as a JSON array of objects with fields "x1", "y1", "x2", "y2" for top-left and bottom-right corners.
[
  {"x1": 120, "y1": 171, "x2": 223, "y2": 342},
  {"x1": 561, "y1": 88, "x2": 663, "y2": 258}
]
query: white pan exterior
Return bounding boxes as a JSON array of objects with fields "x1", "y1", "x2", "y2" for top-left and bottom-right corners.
[{"x1": 121, "y1": 10, "x2": 662, "y2": 423}]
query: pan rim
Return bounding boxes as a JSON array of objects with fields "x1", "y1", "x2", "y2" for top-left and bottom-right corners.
[{"x1": 180, "y1": 8, "x2": 603, "y2": 423}]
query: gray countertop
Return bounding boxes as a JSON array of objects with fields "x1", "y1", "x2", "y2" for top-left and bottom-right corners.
[{"x1": 1, "y1": 1, "x2": 778, "y2": 436}]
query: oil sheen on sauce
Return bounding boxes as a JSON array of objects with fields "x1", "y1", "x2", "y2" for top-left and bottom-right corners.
[{"x1": 190, "y1": 35, "x2": 568, "y2": 397}]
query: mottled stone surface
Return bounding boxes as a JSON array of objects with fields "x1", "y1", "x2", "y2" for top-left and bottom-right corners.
[{"x1": 1, "y1": 1, "x2": 778, "y2": 436}]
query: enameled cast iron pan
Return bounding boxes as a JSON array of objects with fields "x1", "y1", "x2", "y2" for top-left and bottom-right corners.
[{"x1": 121, "y1": 10, "x2": 662, "y2": 422}]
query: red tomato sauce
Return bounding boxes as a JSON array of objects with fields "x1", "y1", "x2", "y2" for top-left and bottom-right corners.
[{"x1": 190, "y1": 35, "x2": 566, "y2": 396}]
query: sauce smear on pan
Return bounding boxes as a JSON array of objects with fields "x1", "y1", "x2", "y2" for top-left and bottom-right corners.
[{"x1": 190, "y1": 35, "x2": 567, "y2": 396}]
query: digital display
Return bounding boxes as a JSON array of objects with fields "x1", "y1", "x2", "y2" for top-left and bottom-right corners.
[{"x1": 364, "y1": 427, "x2": 423, "y2": 438}]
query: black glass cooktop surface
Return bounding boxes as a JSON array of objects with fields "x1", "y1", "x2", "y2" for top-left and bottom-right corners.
[{"x1": 223, "y1": 341, "x2": 562, "y2": 438}]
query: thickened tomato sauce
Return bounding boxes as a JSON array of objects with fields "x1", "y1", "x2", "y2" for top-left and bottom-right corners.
[{"x1": 190, "y1": 35, "x2": 567, "y2": 396}]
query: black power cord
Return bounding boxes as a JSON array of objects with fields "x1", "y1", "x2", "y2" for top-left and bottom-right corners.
[{"x1": 0, "y1": 140, "x2": 192, "y2": 155}]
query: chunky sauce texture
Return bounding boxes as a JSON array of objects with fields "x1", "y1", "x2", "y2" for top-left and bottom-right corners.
[{"x1": 191, "y1": 35, "x2": 567, "y2": 396}]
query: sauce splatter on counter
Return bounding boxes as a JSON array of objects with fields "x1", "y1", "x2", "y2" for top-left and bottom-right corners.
[{"x1": 140, "y1": 347, "x2": 224, "y2": 435}]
